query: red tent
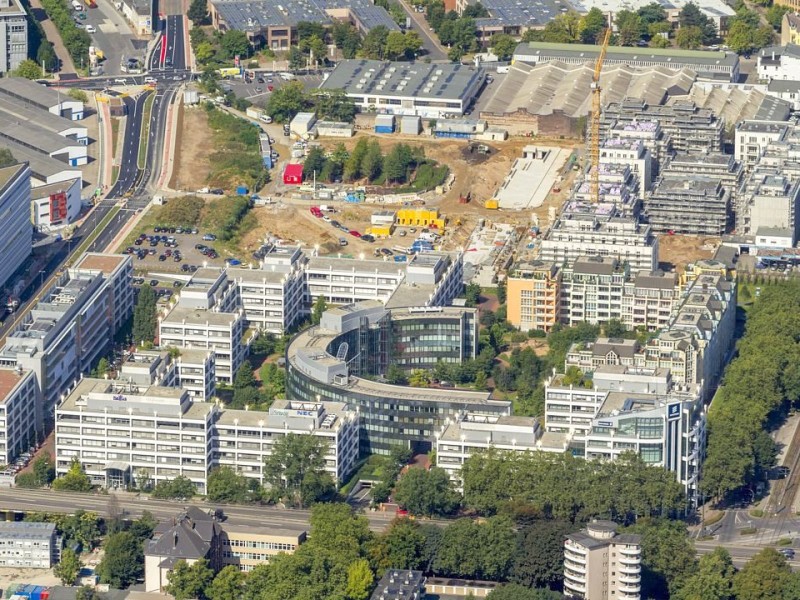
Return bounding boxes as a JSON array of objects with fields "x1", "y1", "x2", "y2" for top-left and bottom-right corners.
[{"x1": 283, "y1": 163, "x2": 303, "y2": 185}]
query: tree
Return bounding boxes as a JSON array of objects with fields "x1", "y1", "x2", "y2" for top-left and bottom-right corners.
[
  {"x1": 220, "y1": 30, "x2": 250, "y2": 60},
  {"x1": 263, "y1": 433, "x2": 334, "y2": 507},
  {"x1": 603, "y1": 318, "x2": 626, "y2": 338},
  {"x1": 0, "y1": 148, "x2": 15, "y2": 168},
  {"x1": 408, "y1": 369, "x2": 431, "y2": 387},
  {"x1": 361, "y1": 140, "x2": 383, "y2": 182},
  {"x1": 511, "y1": 520, "x2": 574, "y2": 589},
  {"x1": 332, "y1": 22, "x2": 361, "y2": 58},
  {"x1": 166, "y1": 559, "x2": 214, "y2": 600},
  {"x1": 679, "y1": 2, "x2": 716, "y2": 43},
  {"x1": 638, "y1": 2, "x2": 667, "y2": 25},
  {"x1": 733, "y1": 548, "x2": 793, "y2": 600},
  {"x1": 491, "y1": 33, "x2": 518, "y2": 60},
  {"x1": 76, "y1": 587, "x2": 99, "y2": 600},
  {"x1": 374, "y1": 518, "x2": 430, "y2": 571},
  {"x1": 37, "y1": 41, "x2": 57, "y2": 72},
  {"x1": 616, "y1": 10, "x2": 645, "y2": 45},
  {"x1": 345, "y1": 138, "x2": 368, "y2": 181},
  {"x1": 266, "y1": 81, "x2": 311, "y2": 123},
  {"x1": 128, "y1": 511, "x2": 158, "y2": 543},
  {"x1": 394, "y1": 467, "x2": 459, "y2": 517},
  {"x1": 627, "y1": 519, "x2": 698, "y2": 599},
  {"x1": 674, "y1": 547, "x2": 735, "y2": 600},
  {"x1": 207, "y1": 566, "x2": 244, "y2": 600},
  {"x1": 386, "y1": 363, "x2": 408, "y2": 385},
  {"x1": 12, "y1": 59, "x2": 43, "y2": 80},
  {"x1": 432, "y1": 516, "x2": 515, "y2": 580},
  {"x1": 97, "y1": 531, "x2": 143, "y2": 588},
  {"x1": 311, "y1": 294, "x2": 327, "y2": 325},
  {"x1": 726, "y1": 20, "x2": 757, "y2": 53},
  {"x1": 754, "y1": 24, "x2": 775, "y2": 49},
  {"x1": 465, "y1": 282, "x2": 481, "y2": 307},
  {"x1": 361, "y1": 25, "x2": 390, "y2": 59},
  {"x1": 345, "y1": 559, "x2": 374, "y2": 600},
  {"x1": 207, "y1": 466, "x2": 260, "y2": 504},
  {"x1": 766, "y1": 4, "x2": 790, "y2": 30},
  {"x1": 314, "y1": 88, "x2": 356, "y2": 122},
  {"x1": 33, "y1": 455, "x2": 55, "y2": 486},
  {"x1": 187, "y1": 0, "x2": 207, "y2": 24},
  {"x1": 151, "y1": 475, "x2": 196, "y2": 499},
  {"x1": 132, "y1": 285, "x2": 157, "y2": 345},
  {"x1": 303, "y1": 146, "x2": 327, "y2": 181},
  {"x1": 541, "y1": 11, "x2": 582, "y2": 43},
  {"x1": 580, "y1": 7, "x2": 606, "y2": 43},
  {"x1": 53, "y1": 510, "x2": 101, "y2": 550},
  {"x1": 55, "y1": 548, "x2": 82, "y2": 585},
  {"x1": 300, "y1": 34, "x2": 327, "y2": 65},
  {"x1": 52, "y1": 458, "x2": 92, "y2": 492},
  {"x1": 676, "y1": 25, "x2": 703, "y2": 49}
]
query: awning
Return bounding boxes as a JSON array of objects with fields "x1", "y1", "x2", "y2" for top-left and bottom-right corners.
[{"x1": 105, "y1": 461, "x2": 130, "y2": 472}]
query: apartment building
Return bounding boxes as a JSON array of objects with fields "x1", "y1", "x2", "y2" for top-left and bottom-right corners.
[
  {"x1": 0, "y1": 522, "x2": 59, "y2": 569},
  {"x1": 734, "y1": 120, "x2": 790, "y2": 172},
  {"x1": 145, "y1": 507, "x2": 306, "y2": 591},
  {"x1": 55, "y1": 378, "x2": 358, "y2": 491},
  {"x1": 0, "y1": 367, "x2": 40, "y2": 465},
  {"x1": 506, "y1": 261, "x2": 561, "y2": 333},
  {"x1": 0, "y1": 0, "x2": 27, "y2": 74},
  {"x1": 564, "y1": 521, "x2": 642, "y2": 600},
  {"x1": 606, "y1": 120, "x2": 672, "y2": 175},
  {"x1": 757, "y1": 44, "x2": 800, "y2": 81},
  {"x1": 644, "y1": 175, "x2": 731, "y2": 235},
  {"x1": 662, "y1": 151, "x2": 744, "y2": 209},
  {"x1": 0, "y1": 254, "x2": 133, "y2": 420},
  {"x1": 436, "y1": 413, "x2": 545, "y2": 487},
  {"x1": 214, "y1": 399, "x2": 359, "y2": 485},
  {"x1": 598, "y1": 137, "x2": 653, "y2": 191},
  {"x1": 0, "y1": 162, "x2": 31, "y2": 291},
  {"x1": 737, "y1": 169, "x2": 800, "y2": 244},
  {"x1": 538, "y1": 205, "x2": 658, "y2": 275},
  {"x1": 602, "y1": 99, "x2": 725, "y2": 155}
]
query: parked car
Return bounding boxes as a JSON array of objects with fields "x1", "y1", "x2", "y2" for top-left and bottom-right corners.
[{"x1": 203, "y1": 233, "x2": 217, "y2": 241}]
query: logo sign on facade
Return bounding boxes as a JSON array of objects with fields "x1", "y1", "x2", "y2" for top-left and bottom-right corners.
[
  {"x1": 597, "y1": 421, "x2": 612, "y2": 427},
  {"x1": 113, "y1": 394, "x2": 127, "y2": 402},
  {"x1": 668, "y1": 403, "x2": 681, "y2": 421}
]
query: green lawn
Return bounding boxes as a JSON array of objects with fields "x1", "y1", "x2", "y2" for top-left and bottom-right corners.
[{"x1": 138, "y1": 93, "x2": 155, "y2": 169}]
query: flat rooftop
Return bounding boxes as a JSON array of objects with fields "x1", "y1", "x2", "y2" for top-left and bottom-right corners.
[
  {"x1": 0, "y1": 0, "x2": 25, "y2": 15},
  {"x1": 0, "y1": 162, "x2": 26, "y2": 189},
  {"x1": 0, "y1": 367, "x2": 29, "y2": 405},
  {"x1": 495, "y1": 146, "x2": 571, "y2": 210},
  {"x1": 210, "y1": 0, "x2": 398, "y2": 31},
  {"x1": 162, "y1": 306, "x2": 239, "y2": 327},
  {"x1": 0, "y1": 138, "x2": 81, "y2": 182},
  {"x1": 319, "y1": 59, "x2": 483, "y2": 101},
  {"x1": 73, "y1": 253, "x2": 128, "y2": 275}
]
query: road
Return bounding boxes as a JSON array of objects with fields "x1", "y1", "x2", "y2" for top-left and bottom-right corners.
[
  {"x1": 395, "y1": 0, "x2": 447, "y2": 61},
  {"x1": 0, "y1": 489, "x2": 400, "y2": 532}
]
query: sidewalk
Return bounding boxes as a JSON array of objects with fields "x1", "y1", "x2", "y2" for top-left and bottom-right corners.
[{"x1": 28, "y1": 0, "x2": 77, "y2": 74}]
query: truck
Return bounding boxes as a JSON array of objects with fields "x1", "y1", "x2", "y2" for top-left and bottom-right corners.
[{"x1": 318, "y1": 205, "x2": 336, "y2": 213}]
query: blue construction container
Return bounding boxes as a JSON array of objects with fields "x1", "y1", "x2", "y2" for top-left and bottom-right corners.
[
  {"x1": 374, "y1": 114, "x2": 395, "y2": 134},
  {"x1": 236, "y1": 186, "x2": 249, "y2": 196}
]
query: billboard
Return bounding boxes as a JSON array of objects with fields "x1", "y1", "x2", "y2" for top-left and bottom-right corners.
[{"x1": 50, "y1": 192, "x2": 67, "y2": 223}]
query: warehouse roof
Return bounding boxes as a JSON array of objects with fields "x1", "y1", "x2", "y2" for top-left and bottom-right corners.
[
  {"x1": 473, "y1": 0, "x2": 567, "y2": 28},
  {"x1": 0, "y1": 116, "x2": 80, "y2": 154},
  {"x1": 0, "y1": 96, "x2": 87, "y2": 138},
  {"x1": 684, "y1": 86, "x2": 790, "y2": 127},
  {"x1": 571, "y1": 0, "x2": 734, "y2": 19},
  {"x1": 481, "y1": 60, "x2": 694, "y2": 118},
  {"x1": 0, "y1": 78, "x2": 69, "y2": 109},
  {"x1": 320, "y1": 59, "x2": 484, "y2": 101},
  {"x1": 0, "y1": 139, "x2": 81, "y2": 183},
  {"x1": 210, "y1": 0, "x2": 398, "y2": 32}
]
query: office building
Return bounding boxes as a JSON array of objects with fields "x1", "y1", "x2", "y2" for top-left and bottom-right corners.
[
  {"x1": 0, "y1": 254, "x2": 133, "y2": 419},
  {"x1": 0, "y1": 366, "x2": 40, "y2": 465},
  {"x1": 55, "y1": 378, "x2": 358, "y2": 491},
  {"x1": 145, "y1": 507, "x2": 306, "y2": 590},
  {"x1": 30, "y1": 178, "x2": 82, "y2": 231},
  {"x1": 175, "y1": 349, "x2": 216, "y2": 401},
  {"x1": 436, "y1": 413, "x2": 545, "y2": 487},
  {"x1": 0, "y1": 0, "x2": 26, "y2": 74},
  {"x1": 538, "y1": 204, "x2": 658, "y2": 275},
  {"x1": 0, "y1": 521, "x2": 59, "y2": 568},
  {"x1": 286, "y1": 301, "x2": 510, "y2": 454},
  {"x1": 318, "y1": 59, "x2": 486, "y2": 119},
  {"x1": 0, "y1": 162, "x2": 31, "y2": 291},
  {"x1": 564, "y1": 521, "x2": 641, "y2": 600},
  {"x1": 0, "y1": 140, "x2": 82, "y2": 186},
  {"x1": 514, "y1": 41, "x2": 739, "y2": 82}
]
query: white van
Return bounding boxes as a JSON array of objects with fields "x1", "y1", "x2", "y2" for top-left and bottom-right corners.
[
  {"x1": 144, "y1": 76, "x2": 157, "y2": 85},
  {"x1": 72, "y1": 1, "x2": 83, "y2": 10}
]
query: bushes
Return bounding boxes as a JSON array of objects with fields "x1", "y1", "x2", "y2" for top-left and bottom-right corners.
[
  {"x1": 205, "y1": 106, "x2": 269, "y2": 191},
  {"x1": 39, "y1": 0, "x2": 91, "y2": 68},
  {"x1": 202, "y1": 196, "x2": 252, "y2": 242},
  {"x1": 156, "y1": 196, "x2": 204, "y2": 228}
]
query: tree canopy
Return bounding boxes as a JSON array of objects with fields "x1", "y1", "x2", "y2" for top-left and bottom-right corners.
[{"x1": 263, "y1": 433, "x2": 335, "y2": 507}]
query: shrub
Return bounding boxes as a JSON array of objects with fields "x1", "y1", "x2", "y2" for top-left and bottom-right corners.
[{"x1": 156, "y1": 196, "x2": 205, "y2": 228}]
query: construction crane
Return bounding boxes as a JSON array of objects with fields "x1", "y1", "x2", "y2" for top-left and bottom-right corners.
[{"x1": 590, "y1": 28, "x2": 612, "y2": 204}]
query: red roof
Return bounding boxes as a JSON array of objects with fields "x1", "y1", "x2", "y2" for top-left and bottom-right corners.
[{"x1": 283, "y1": 163, "x2": 303, "y2": 183}]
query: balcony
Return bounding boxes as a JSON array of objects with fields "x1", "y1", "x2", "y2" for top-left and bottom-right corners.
[
  {"x1": 619, "y1": 546, "x2": 640, "y2": 556},
  {"x1": 619, "y1": 572, "x2": 641, "y2": 584},
  {"x1": 619, "y1": 555, "x2": 641, "y2": 566},
  {"x1": 564, "y1": 579, "x2": 586, "y2": 594},
  {"x1": 618, "y1": 583, "x2": 641, "y2": 594}
]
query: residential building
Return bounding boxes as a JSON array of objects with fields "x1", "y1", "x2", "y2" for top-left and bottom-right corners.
[
  {"x1": 55, "y1": 379, "x2": 358, "y2": 491},
  {"x1": 30, "y1": 178, "x2": 82, "y2": 231},
  {"x1": 318, "y1": 59, "x2": 486, "y2": 119},
  {"x1": 370, "y1": 570, "x2": 425, "y2": 600},
  {"x1": 0, "y1": 254, "x2": 133, "y2": 419},
  {"x1": 757, "y1": 44, "x2": 800, "y2": 81},
  {"x1": 506, "y1": 261, "x2": 561, "y2": 333},
  {"x1": 0, "y1": 0, "x2": 27, "y2": 74},
  {"x1": 564, "y1": 520, "x2": 642, "y2": 600},
  {"x1": 0, "y1": 78, "x2": 84, "y2": 120},
  {"x1": 781, "y1": 12, "x2": 800, "y2": 45},
  {"x1": 767, "y1": 79, "x2": 800, "y2": 111},
  {"x1": 601, "y1": 99, "x2": 725, "y2": 155},
  {"x1": 598, "y1": 137, "x2": 653, "y2": 191},
  {"x1": 662, "y1": 151, "x2": 744, "y2": 206},
  {"x1": 145, "y1": 507, "x2": 306, "y2": 590},
  {"x1": 734, "y1": 120, "x2": 790, "y2": 172},
  {"x1": 538, "y1": 204, "x2": 659, "y2": 274},
  {"x1": 0, "y1": 366, "x2": 40, "y2": 465},
  {"x1": 0, "y1": 522, "x2": 59, "y2": 568},
  {"x1": 118, "y1": 0, "x2": 153, "y2": 35},
  {"x1": 0, "y1": 162, "x2": 31, "y2": 291},
  {"x1": 286, "y1": 301, "x2": 510, "y2": 455},
  {"x1": 644, "y1": 174, "x2": 731, "y2": 235},
  {"x1": 514, "y1": 42, "x2": 739, "y2": 82},
  {"x1": 605, "y1": 120, "x2": 672, "y2": 175},
  {"x1": 209, "y1": 0, "x2": 398, "y2": 51},
  {"x1": 436, "y1": 413, "x2": 545, "y2": 486},
  {"x1": 737, "y1": 169, "x2": 800, "y2": 243}
]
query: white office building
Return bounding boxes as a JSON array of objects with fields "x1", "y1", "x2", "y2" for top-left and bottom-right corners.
[
  {"x1": 55, "y1": 379, "x2": 358, "y2": 491},
  {"x1": 0, "y1": 0, "x2": 27, "y2": 74},
  {"x1": 0, "y1": 366, "x2": 40, "y2": 465},
  {"x1": 30, "y1": 178, "x2": 82, "y2": 231},
  {"x1": 0, "y1": 162, "x2": 31, "y2": 291}
]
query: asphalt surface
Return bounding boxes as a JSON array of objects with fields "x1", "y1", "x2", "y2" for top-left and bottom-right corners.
[
  {"x1": 396, "y1": 0, "x2": 447, "y2": 61},
  {"x1": 0, "y1": 489, "x2": 400, "y2": 532},
  {"x1": 80, "y1": 0, "x2": 145, "y2": 76}
]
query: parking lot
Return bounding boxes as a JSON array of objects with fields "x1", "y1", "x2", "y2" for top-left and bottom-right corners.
[{"x1": 224, "y1": 73, "x2": 327, "y2": 106}]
